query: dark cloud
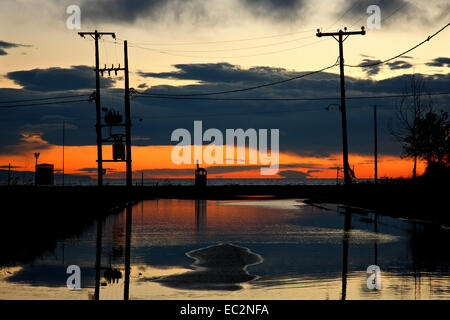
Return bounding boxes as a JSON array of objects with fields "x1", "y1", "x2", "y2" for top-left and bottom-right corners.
[
  {"x1": 358, "y1": 59, "x2": 382, "y2": 76},
  {"x1": 278, "y1": 170, "x2": 310, "y2": 179},
  {"x1": 72, "y1": 0, "x2": 312, "y2": 25},
  {"x1": 0, "y1": 40, "x2": 30, "y2": 49},
  {"x1": 0, "y1": 40, "x2": 31, "y2": 56},
  {"x1": 426, "y1": 57, "x2": 450, "y2": 68},
  {"x1": 387, "y1": 60, "x2": 413, "y2": 70},
  {"x1": 1, "y1": 62, "x2": 450, "y2": 163},
  {"x1": 6, "y1": 65, "x2": 115, "y2": 91},
  {"x1": 78, "y1": 0, "x2": 208, "y2": 24},
  {"x1": 241, "y1": 0, "x2": 309, "y2": 22},
  {"x1": 142, "y1": 165, "x2": 264, "y2": 177},
  {"x1": 0, "y1": 165, "x2": 20, "y2": 169},
  {"x1": 122, "y1": 164, "x2": 327, "y2": 177},
  {"x1": 139, "y1": 63, "x2": 289, "y2": 84},
  {"x1": 34, "y1": 0, "x2": 450, "y2": 28},
  {"x1": 334, "y1": 0, "x2": 449, "y2": 29},
  {"x1": 79, "y1": 167, "x2": 119, "y2": 173}
]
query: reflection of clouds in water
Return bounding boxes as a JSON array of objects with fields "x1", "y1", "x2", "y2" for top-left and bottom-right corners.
[
  {"x1": 203, "y1": 229, "x2": 400, "y2": 245},
  {"x1": 130, "y1": 225, "x2": 401, "y2": 247},
  {"x1": 218, "y1": 200, "x2": 305, "y2": 210},
  {"x1": 146, "y1": 243, "x2": 263, "y2": 291}
]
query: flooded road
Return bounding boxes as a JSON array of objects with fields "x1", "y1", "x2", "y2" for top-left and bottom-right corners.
[{"x1": 1, "y1": 199, "x2": 450, "y2": 300}]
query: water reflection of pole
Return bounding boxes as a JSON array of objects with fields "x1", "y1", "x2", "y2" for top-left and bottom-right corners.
[
  {"x1": 94, "y1": 218, "x2": 103, "y2": 300},
  {"x1": 195, "y1": 200, "x2": 207, "y2": 233},
  {"x1": 412, "y1": 222, "x2": 420, "y2": 299},
  {"x1": 374, "y1": 212, "x2": 378, "y2": 266},
  {"x1": 341, "y1": 207, "x2": 351, "y2": 300},
  {"x1": 124, "y1": 203, "x2": 132, "y2": 300}
]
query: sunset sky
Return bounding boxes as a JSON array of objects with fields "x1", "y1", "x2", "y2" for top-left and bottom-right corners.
[{"x1": 0, "y1": 0, "x2": 448, "y2": 181}]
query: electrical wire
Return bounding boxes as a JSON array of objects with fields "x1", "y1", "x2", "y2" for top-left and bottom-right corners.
[
  {"x1": 325, "y1": 0, "x2": 364, "y2": 31},
  {"x1": 134, "y1": 92, "x2": 450, "y2": 102},
  {"x1": 137, "y1": 59, "x2": 339, "y2": 97},
  {"x1": 119, "y1": 29, "x2": 315, "y2": 46},
  {"x1": 346, "y1": 21, "x2": 450, "y2": 68},
  {"x1": 0, "y1": 94, "x2": 91, "y2": 104},
  {"x1": 127, "y1": 38, "x2": 329, "y2": 59},
  {"x1": 136, "y1": 22, "x2": 449, "y2": 98},
  {"x1": 378, "y1": 0, "x2": 408, "y2": 24},
  {"x1": 136, "y1": 94, "x2": 450, "y2": 120},
  {"x1": 148, "y1": 106, "x2": 322, "y2": 119},
  {"x1": 0, "y1": 99, "x2": 89, "y2": 109},
  {"x1": 129, "y1": 35, "x2": 316, "y2": 53}
]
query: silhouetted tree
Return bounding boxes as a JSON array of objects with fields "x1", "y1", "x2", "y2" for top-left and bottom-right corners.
[
  {"x1": 391, "y1": 74, "x2": 432, "y2": 178},
  {"x1": 415, "y1": 110, "x2": 450, "y2": 170}
]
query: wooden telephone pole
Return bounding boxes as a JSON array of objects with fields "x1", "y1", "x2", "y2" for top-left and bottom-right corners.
[
  {"x1": 78, "y1": 30, "x2": 116, "y2": 187},
  {"x1": 78, "y1": 32, "x2": 133, "y2": 188},
  {"x1": 317, "y1": 27, "x2": 366, "y2": 187},
  {"x1": 374, "y1": 105, "x2": 378, "y2": 184},
  {"x1": 124, "y1": 41, "x2": 132, "y2": 188}
]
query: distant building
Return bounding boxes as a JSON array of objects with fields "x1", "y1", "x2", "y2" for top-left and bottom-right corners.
[
  {"x1": 195, "y1": 163, "x2": 207, "y2": 187},
  {"x1": 36, "y1": 164, "x2": 54, "y2": 186}
]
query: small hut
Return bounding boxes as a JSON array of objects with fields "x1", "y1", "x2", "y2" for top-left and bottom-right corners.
[
  {"x1": 195, "y1": 163, "x2": 207, "y2": 187},
  {"x1": 36, "y1": 163, "x2": 54, "y2": 186}
]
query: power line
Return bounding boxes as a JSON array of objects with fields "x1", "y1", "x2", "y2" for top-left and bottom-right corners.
[
  {"x1": 1, "y1": 92, "x2": 447, "y2": 110},
  {"x1": 0, "y1": 99, "x2": 89, "y2": 109},
  {"x1": 127, "y1": 39, "x2": 330, "y2": 59},
  {"x1": 325, "y1": 0, "x2": 363, "y2": 31},
  {"x1": 149, "y1": 106, "x2": 322, "y2": 119},
  {"x1": 121, "y1": 29, "x2": 315, "y2": 46},
  {"x1": 129, "y1": 34, "x2": 316, "y2": 53},
  {"x1": 379, "y1": 0, "x2": 408, "y2": 24},
  {"x1": 346, "y1": 21, "x2": 450, "y2": 68},
  {"x1": 137, "y1": 60, "x2": 339, "y2": 97},
  {"x1": 0, "y1": 94, "x2": 90, "y2": 104},
  {"x1": 136, "y1": 21, "x2": 449, "y2": 99},
  {"x1": 134, "y1": 92, "x2": 450, "y2": 102},
  {"x1": 136, "y1": 95, "x2": 450, "y2": 120}
]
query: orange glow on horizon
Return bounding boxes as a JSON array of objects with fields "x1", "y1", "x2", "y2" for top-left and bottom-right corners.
[{"x1": 0, "y1": 142, "x2": 426, "y2": 180}]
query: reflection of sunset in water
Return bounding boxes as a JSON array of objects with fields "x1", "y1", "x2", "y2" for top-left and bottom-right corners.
[{"x1": 1, "y1": 199, "x2": 450, "y2": 300}]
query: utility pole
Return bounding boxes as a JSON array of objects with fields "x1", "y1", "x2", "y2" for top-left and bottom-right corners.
[
  {"x1": 374, "y1": 105, "x2": 378, "y2": 184},
  {"x1": 336, "y1": 167, "x2": 339, "y2": 185},
  {"x1": 96, "y1": 41, "x2": 133, "y2": 188},
  {"x1": 8, "y1": 163, "x2": 11, "y2": 186},
  {"x1": 124, "y1": 203, "x2": 132, "y2": 300},
  {"x1": 317, "y1": 27, "x2": 365, "y2": 187},
  {"x1": 124, "y1": 41, "x2": 132, "y2": 188},
  {"x1": 34, "y1": 152, "x2": 40, "y2": 186},
  {"x1": 78, "y1": 30, "x2": 116, "y2": 187},
  {"x1": 62, "y1": 120, "x2": 65, "y2": 187}
]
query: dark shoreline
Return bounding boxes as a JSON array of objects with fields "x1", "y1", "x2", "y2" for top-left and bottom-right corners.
[{"x1": 1, "y1": 181, "x2": 447, "y2": 222}]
